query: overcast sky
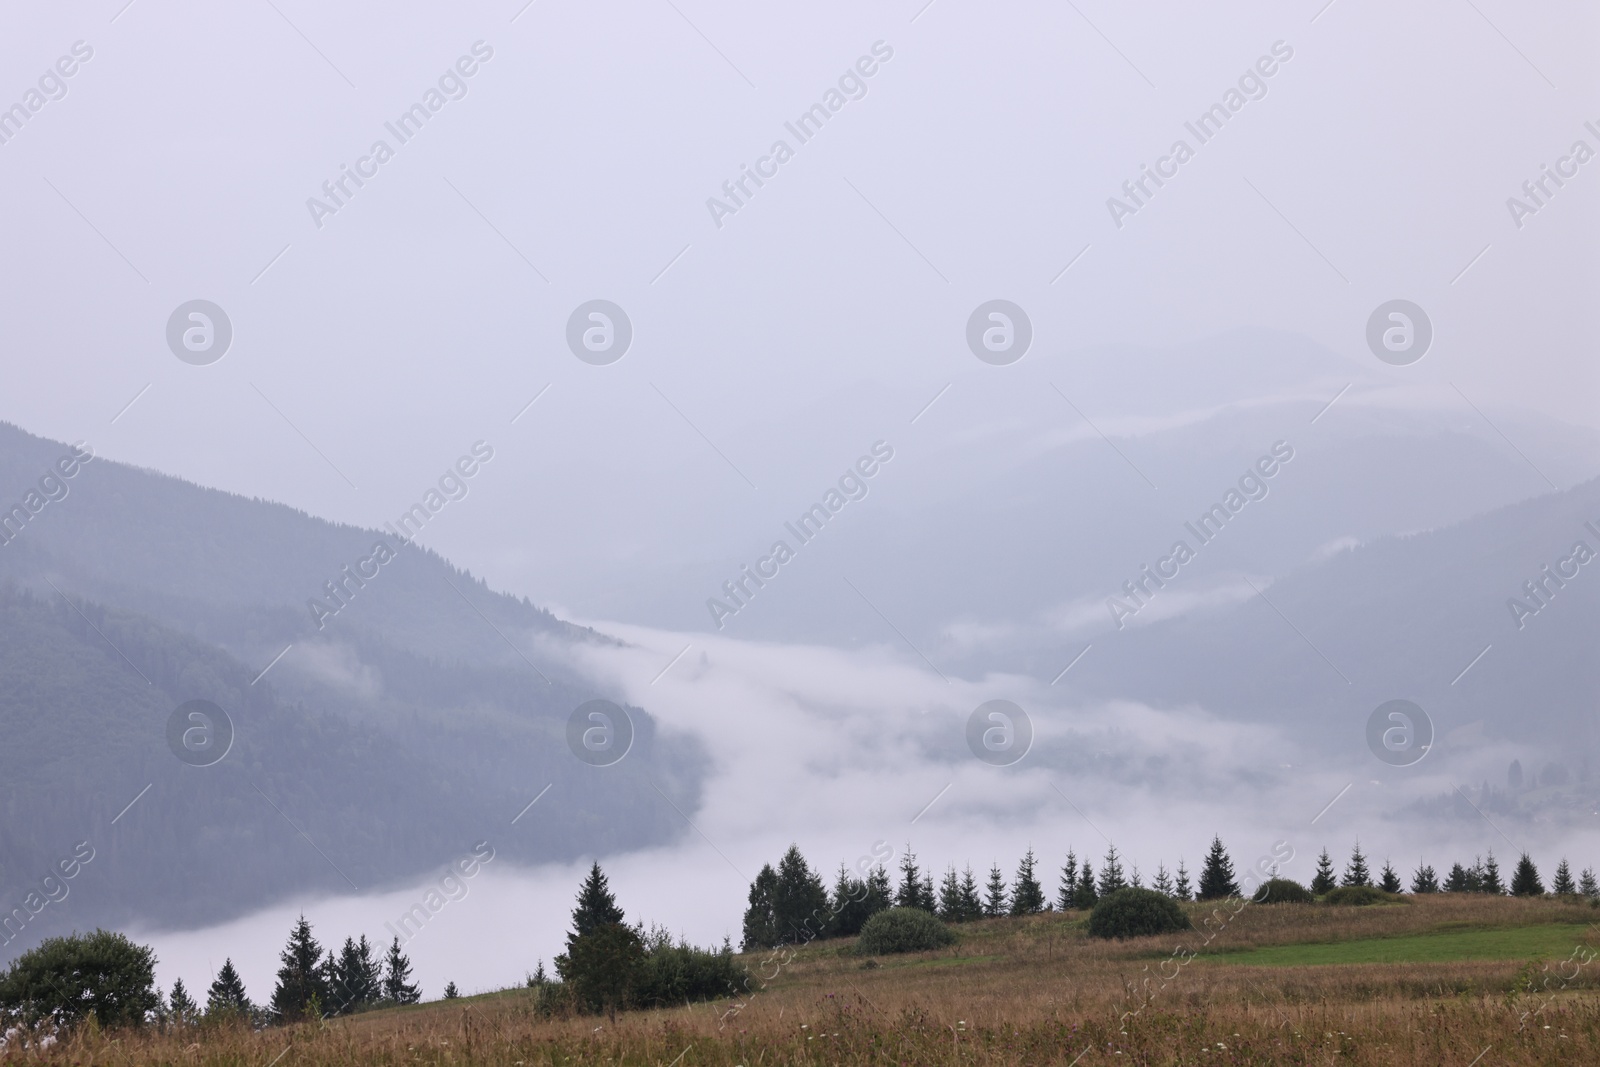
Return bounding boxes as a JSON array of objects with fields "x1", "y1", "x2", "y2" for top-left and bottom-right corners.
[{"x1": 3, "y1": 0, "x2": 1597, "y2": 999}]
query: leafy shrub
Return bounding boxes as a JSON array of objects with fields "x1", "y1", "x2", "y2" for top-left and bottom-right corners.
[
  {"x1": 633, "y1": 927, "x2": 748, "y2": 1008},
  {"x1": 855, "y1": 908, "x2": 956, "y2": 955},
  {"x1": 0, "y1": 930, "x2": 158, "y2": 1028},
  {"x1": 1255, "y1": 878, "x2": 1315, "y2": 904},
  {"x1": 1322, "y1": 885, "x2": 1408, "y2": 906},
  {"x1": 1087, "y1": 888, "x2": 1194, "y2": 940}
]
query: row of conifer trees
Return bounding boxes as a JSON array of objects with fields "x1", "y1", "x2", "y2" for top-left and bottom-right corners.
[{"x1": 742, "y1": 839, "x2": 1600, "y2": 949}]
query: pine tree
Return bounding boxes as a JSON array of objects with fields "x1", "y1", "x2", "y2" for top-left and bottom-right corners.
[
  {"x1": 865, "y1": 865, "x2": 893, "y2": 917},
  {"x1": 1580, "y1": 867, "x2": 1599, "y2": 898},
  {"x1": 1482, "y1": 852, "x2": 1505, "y2": 895},
  {"x1": 774, "y1": 845, "x2": 829, "y2": 941},
  {"x1": 1097, "y1": 845, "x2": 1127, "y2": 896},
  {"x1": 570, "y1": 862, "x2": 626, "y2": 938},
  {"x1": 1129, "y1": 864, "x2": 1143, "y2": 889},
  {"x1": 1075, "y1": 861, "x2": 1097, "y2": 908},
  {"x1": 957, "y1": 865, "x2": 983, "y2": 922},
  {"x1": 443, "y1": 982, "x2": 460, "y2": 999},
  {"x1": 1444, "y1": 862, "x2": 1469, "y2": 892},
  {"x1": 937, "y1": 865, "x2": 964, "y2": 922},
  {"x1": 1341, "y1": 843, "x2": 1372, "y2": 888},
  {"x1": 1411, "y1": 863, "x2": 1439, "y2": 893},
  {"x1": 327, "y1": 935, "x2": 381, "y2": 1015},
  {"x1": 1153, "y1": 863, "x2": 1175, "y2": 898},
  {"x1": 1057, "y1": 850, "x2": 1079, "y2": 911},
  {"x1": 1511, "y1": 853, "x2": 1545, "y2": 896},
  {"x1": 383, "y1": 937, "x2": 420, "y2": 1004},
  {"x1": 897, "y1": 846, "x2": 933, "y2": 912},
  {"x1": 1173, "y1": 859, "x2": 1192, "y2": 902},
  {"x1": 206, "y1": 959, "x2": 250, "y2": 1018},
  {"x1": 828, "y1": 863, "x2": 880, "y2": 938},
  {"x1": 742, "y1": 864, "x2": 779, "y2": 949},
  {"x1": 983, "y1": 863, "x2": 1008, "y2": 917},
  {"x1": 1197, "y1": 836, "x2": 1238, "y2": 901},
  {"x1": 1552, "y1": 859, "x2": 1577, "y2": 896},
  {"x1": 1010, "y1": 848, "x2": 1046, "y2": 915},
  {"x1": 169, "y1": 978, "x2": 198, "y2": 1026},
  {"x1": 1311, "y1": 849, "x2": 1336, "y2": 895},
  {"x1": 270, "y1": 915, "x2": 329, "y2": 1023},
  {"x1": 1379, "y1": 861, "x2": 1403, "y2": 894}
]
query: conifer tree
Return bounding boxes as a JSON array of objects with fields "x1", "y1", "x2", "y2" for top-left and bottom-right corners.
[
  {"x1": 1511, "y1": 853, "x2": 1545, "y2": 897},
  {"x1": 570, "y1": 862, "x2": 627, "y2": 937},
  {"x1": 1379, "y1": 860, "x2": 1403, "y2": 894},
  {"x1": 1481, "y1": 852, "x2": 1505, "y2": 895},
  {"x1": 1311, "y1": 849, "x2": 1336, "y2": 895},
  {"x1": 983, "y1": 863, "x2": 1008, "y2": 917},
  {"x1": 443, "y1": 982, "x2": 460, "y2": 999},
  {"x1": 1173, "y1": 859, "x2": 1192, "y2": 902},
  {"x1": 169, "y1": 978, "x2": 198, "y2": 1026},
  {"x1": 1197, "y1": 836, "x2": 1238, "y2": 900},
  {"x1": 774, "y1": 845, "x2": 829, "y2": 941},
  {"x1": 1010, "y1": 848, "x2": 1046, "y2": 915},
  {"x1": 327, "y1": 935, "x2": 381, "y2": 1015},
  {"x1": 1058, "y1": 850, "x2": 1079, "y2": 911},
  {"x1": 1075, "y1": 861, "x2": 1097, "y2": 908},
  {"x1": 270, "y1": 915, "x2": 329, "y2": 1023},
  {"x1": 1581, "y1": 867, "x2": 1599, "y2": 898},
  {"x1": 937, "y1": 865, "x2": 964, "y2": 922},
  {"x1": 1552, "y1": 859, "x2": 1577, "y2": 896},
  {"x1": 1152, "y1": 862, "x2": 1175, "y2": 898},
  {"x1": 206, "y1": 959, "x2": 250, "y2": 1018},
  {"x1": 828, "y1": 863, "x2": 876, "y2": 938},
  {"x1": 383, "y1": 937, "x2": 420, "y2": 1004},
  {"x1": 957, "y1": 865, "x2": 983, "y2": 921},
  {"x1": 1443, "y1": 862, "x2": 1469, "y2": 892},
  {"x1": 896, "y1": 846, "x2": 933, "y2": 912},
  {"x1": 742, "y1": 864, "x2": 779, "y2": 949},
  {"x1": 1097, "y1": 844, "x2": 1127, "y2": 896},
  {"x1": 1341, "y1": 843, "x2": 1372, "y2": 888},
  {"x1": 1129, "y1": 864, "x2": 1143, "y2": 889},
  {"x1": 1411, "y1": 863, "x2": 1439, "y2": 893},
  {"x1": 865, "y1": 865, "x2": 893, "y2": 916}
]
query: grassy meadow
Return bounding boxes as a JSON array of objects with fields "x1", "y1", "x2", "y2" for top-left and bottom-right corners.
[{"x1": 33, "y1": 894, "x2": 1600, "y2": 1065}]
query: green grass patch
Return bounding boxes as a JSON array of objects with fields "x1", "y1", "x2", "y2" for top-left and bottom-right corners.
[{"x1": 1214, "y1": 923, "x2": 1594, "y2": 967}]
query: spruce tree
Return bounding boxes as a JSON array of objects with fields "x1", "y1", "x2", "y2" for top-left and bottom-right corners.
[
  {"x1": 270, "y1": 915, "x2": 329, "y2": 1023},
  {"x1": 1444, "y1": 862, "x2": 1469, "y2": 892},
  {"x1": 828, "y1": 863, "x2": 874, "y2": 938},
  {"x1": 1311, "y1": 849, "x2": 1336, "y2": 895},
  {"x1": 1153, "y1": 863, "x2": 1175, "y2": 898},
  {"x1": 865, "y1": 865, "x2": 893, "y2": 917},
  {"x1": 1552, "y1": 859, "x2": 1577, "y2": 896},
  {"x1": 774, "y1": 845, "x2": 828, "y2": 941},
  {"x1": 169, "y1": 978, "x2": 198, "y2": 1026},
  {"x1": 382, "y1": 937, "x2": 420, "y2": 1004},
  {"x1": 1075, "y1": 861, "x2": 1097, "y2": 908},
  {"x1": 1511, "y1": 853, "x2": 1544, "y2": 896},
  {"x1": 206, "y1": 959, "x2": 250, "y2": 1018},
  {"x1": 1411, "y1": 863, "x2": 1439, "y2": 893},
  {"x1": 1097, "y1": 844, "x2": 1127, "y2": 896},
  {"x1": 983, "y1": 863, "x2": 1008, "y2": 917},
  {"x1": 1481, "y1": 852, "x2": 1505, "y2": 895},
  {"x1": 957, "y1": 865, "x2": 983, "y2": 922},
  {"x1": 1010, "y1": 848, "x2": 1046, "y2": 915},
  {"x1": 1379, "y1": 861, "x2": 1402, "y2": 894},
  {"x1": 896, "y1": 846, "x2": 932, "y2": 912},
  {"x1": 1173, "y1": 859, "x2": 1192, "y2": 902},
  {"x1": 1341, "y1": 843, "x2": 1372, "y2": 888},
  {"x1": 1057, "y1": 850, "x2": 1079, "y2": 911},
  {"x1": 443, "y1": 982, "x2": 460, "y2": 999},
  {"x1": 1129, "y1": 864, "x2": 1143, "y2": 889},
  {"x1": 1581, "y1": 867, "x2": 1599, "y2": 898},
  {"x1": 741, "y1": 864, "x2": 779, "y2": 950},
  {"x1": 937, "y1": 865, "x2": 964, "y2": 922},
  {"x1": 1197, "y1": 836, "x2": 1238, "y2": 900},
  {"x1": 327, "y1": 935, "x2": 381, "y2": 1015},
  {"x1": 570, "y1": 862, "x2": 626, "y2": 938}
]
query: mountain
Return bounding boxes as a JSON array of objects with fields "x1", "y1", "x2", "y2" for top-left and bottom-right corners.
[{"x1": 0, "y1": 422, "x2": 706, "y2": 949}]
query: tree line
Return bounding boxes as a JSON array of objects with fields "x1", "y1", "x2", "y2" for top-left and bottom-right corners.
[{"x1": 740, "y1": 839, "x2": 1600, "y2": 948}]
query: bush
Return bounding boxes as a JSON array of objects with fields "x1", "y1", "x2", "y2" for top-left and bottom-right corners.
[
  {"x1": 855, "y1": 908, "x2": 956, "y2": 955},
  {"x1": 1255, "y1": 878, "x2": 1315, "y2": 904},
  {"x1": 0, "y1": 930, "x2": 158, "y2": 1028},
  {"x1": 1322, "y1": 885, "x2": 1408, "y2": 907},
  {"x1": 633, "y1": 927, "x2": 748, "y2": 1008},
  {"x1": 1087, "y1": 888, "x2": 1194, "y2": 940}
]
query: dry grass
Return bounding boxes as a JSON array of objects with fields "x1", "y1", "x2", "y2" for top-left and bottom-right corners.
[{"x1": 26, "y1": 896, "x2": 1600, "y2": 1065}]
